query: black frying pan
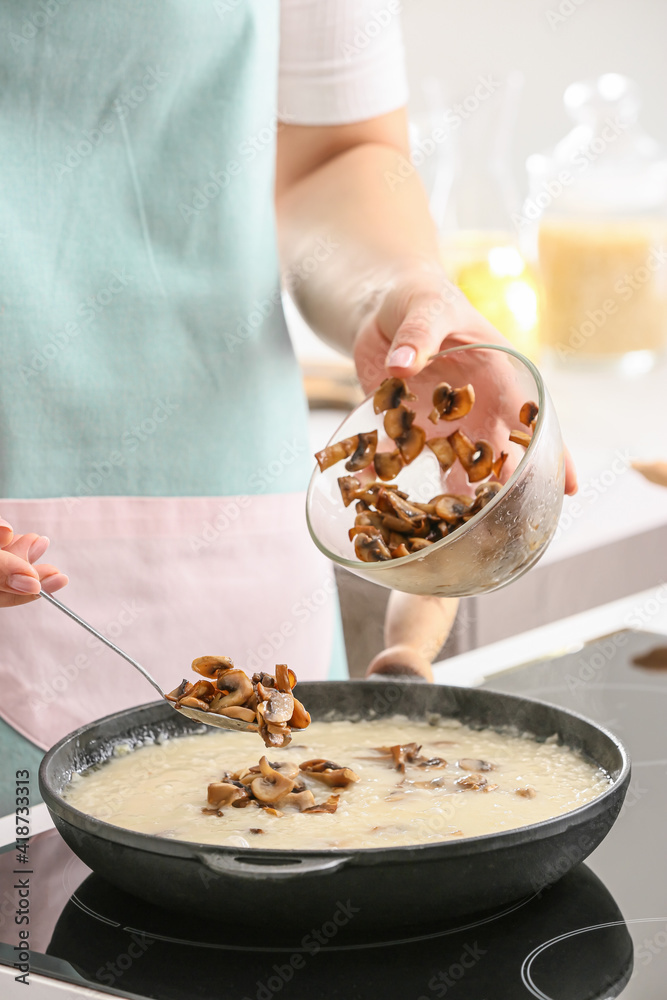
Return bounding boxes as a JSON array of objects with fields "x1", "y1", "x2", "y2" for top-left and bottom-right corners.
[{"x1": 39, "y1": 681, "x2": 630, "y2": 928}]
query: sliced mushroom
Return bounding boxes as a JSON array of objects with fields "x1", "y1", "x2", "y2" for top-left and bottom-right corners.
[
  {"x1": 284, "y1": 789, "x2": 317, "y2": 811},
  {"x1": 447, "y1": 430, "x2": 494, "y2": 483},
  {"x1": 375, "y1": 742, "x2": 422, "y2": 773},
  {"x1": 191, "y1": 655, "x2": 235, "y2": 679},
  {"x1": 455, "y1": 773, "x2": 488, "y2": 790},
  {"x1": 390, "y1": 543, "x2": 410, "y2": 558},
  {"x1": 165, "y1": 679, "x2": 193, "y2": 702},
  {"x1": 345, "y1": 431, "x2": 378, "y2": 473},
  {"x1": 207, "y1": 781, "x2": 250, "y2": 808},
  {"x1": 188, "y1": 679, "x2": 217, "y2": 702},
  {"x1": 178, "y1": 696, "x2": 210, "y2": 711},
  {"x1": 468, "y1": 481, "x2": 502, "y2": 515},
  {"x1": 256, "y1": 703, "x2": 293, "y2": 749},
  {"x1": 374, "y1": 449, "x2": 405, "y2": 481},
  {"x1": 516, "y1": 785, "x2": 537, "y2": 798},
  {"x1": 520, "y1": 401, "x2": 539, "y2": 429},
  {"x1": 251, "y1": 756, "x2": 296, "y2": 804},
  {"x1": 509, "y1": 429, "x2": 531, "y2": 449},
  {"x1": 299, "y1": 759, "x2": 359, "y2": 787},
  {"x1": 354, "y1": 531, "x2": 392, "y2": 562},
  {"x1": 263, "y1": 689, "x2": 295, "y2": 725},
  {"x1": 303, "y1": 794, "x2": 340, "y2": 814},
  {"x1": 384, "y1": 404, "x2": 416, "y2": 441},
  {"x1": 396, "y1": 424, "x2": 426, "y2": 464},
  {"x1": 274, "y1": 663, "x2": 297, "y2": 692},
  {"x1": 491, "y1": 451, "x2": 508, "y2": 480},
  {"x1": 373, "y1": 377, "x2": 416, "y2": 414},
  {"x1": 427, "y1": 436, "x2": 457, "y2": 473},
  {"x1": 434, "y1": 494, "x2": 474, "y2": 524},
  {"x1": 338, "y1": 475, "x2": 362, "y2": 507},
  {"x1": 458, "y1": 758, "x2": 497, "y2": 771},
  {"x1": 289, "y1": 696, "x2": 311, "y2": 730},
  {"x1": 213, "y1": 705, "x2": 256, "y2": 723},
  {"x1": 215, "y1": 669, "x2": 254, "y2": 708},
  {"x1": 429, "y1": 382, "x2": 475, "y2": 423},
  {"x1": 314, "y1": 435, "x2": 356, "y2": 472},
  {"x1": 407, "y1": 537, "x2": 433, "y2": 552}
]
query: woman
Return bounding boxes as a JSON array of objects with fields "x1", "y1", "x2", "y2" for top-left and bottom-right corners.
[{"x1": 0, "y1": 0, "x2": 576, "y2": 814}]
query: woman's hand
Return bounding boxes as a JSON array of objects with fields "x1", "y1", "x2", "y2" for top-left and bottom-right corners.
[
  {"x1": 353, "y1": 264, "x2": 578, "y2": 496},
  {"x1": 0, "y1": 517, "x2": 68, "y2": 608}
]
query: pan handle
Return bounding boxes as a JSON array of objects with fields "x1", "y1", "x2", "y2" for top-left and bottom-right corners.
[{"x1": 197, "y1": 852, "x2": 351, "y2": 879}]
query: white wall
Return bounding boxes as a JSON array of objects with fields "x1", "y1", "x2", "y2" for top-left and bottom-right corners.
[{"x1": 401, "y1": 0, "x2": 667, "y2": 207}]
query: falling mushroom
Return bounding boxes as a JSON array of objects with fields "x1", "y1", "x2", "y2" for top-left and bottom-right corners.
[
  {"x1": 338, "y1": 476, "x2": 362, "y2": 507},
  {"x1": 520, "y1": 401, "x2": 539, "y2": 430},
  {"x1": 429, "y1": 382, "x2": 475, "y2": 423},
  {"x1": 509, "y1": 429, "x2": 531, "y2": 449},
  {"x1": 345, "y1": 431, "x2": 378, "y2": 473},
  {"x1": 373, "y1": 377, "x2": 416, "y2": 414},
  {"x1": 374, "y1": 449, "x2": 405, "y2": 481},
  {"x1": 384, "y1": 404, "x2": 416, "y2": 441},
  {"x1": 427, "y1": 436, "x2": 457, "y2": 472},
  {"x1": 447, "y1": 430, "x2": 494, "y2": 483}
]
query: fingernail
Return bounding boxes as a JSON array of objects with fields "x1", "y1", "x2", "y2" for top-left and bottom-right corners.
[
  {"x1": 0, "y1": 518, "x2": 13, "y2": 530},
  {"x1": 387, "y1": 346, "x2": 417, "y2": 369},
  {"x1": 41, "y1": 573, "x2": 69, "y2": 594},
  {"x1": 7, "y1": 574, "x2": 41, "y2": 595},
  {"x1": 28, "y1": 536, "x2": 50, "y2": 563}
]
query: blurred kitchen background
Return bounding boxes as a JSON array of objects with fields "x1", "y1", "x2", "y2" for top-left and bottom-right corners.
[{"x1": 287, "y1": 0, "x2": 667, "y2": 677}]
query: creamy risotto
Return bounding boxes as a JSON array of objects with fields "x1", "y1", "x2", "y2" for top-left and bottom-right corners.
[{"x1": 64, "y1": 718, "x2": 611, "y2": 850}]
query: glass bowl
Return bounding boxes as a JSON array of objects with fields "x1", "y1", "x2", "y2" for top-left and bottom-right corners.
[{"x1": 305, "y1": 343, "x2": 565, "y2": 597}]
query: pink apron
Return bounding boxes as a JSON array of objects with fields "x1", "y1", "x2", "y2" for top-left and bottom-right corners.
[{"x1": 0, "y1": 495, "x2": 334, "y2": 751}]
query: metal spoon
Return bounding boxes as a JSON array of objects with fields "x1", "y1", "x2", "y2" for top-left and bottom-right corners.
[{"x1": 39, "y1": 591, "x2": 258, "y2": 733}]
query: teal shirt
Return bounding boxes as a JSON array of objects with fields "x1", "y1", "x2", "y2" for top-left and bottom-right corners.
[{"x1": 0, "y1": 0, "x2": 310, "y2": 499}]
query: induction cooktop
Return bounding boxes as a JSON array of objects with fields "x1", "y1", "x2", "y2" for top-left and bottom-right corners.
[{"x1": 1, "y1": 628, "x2": 665, "y2": 999}]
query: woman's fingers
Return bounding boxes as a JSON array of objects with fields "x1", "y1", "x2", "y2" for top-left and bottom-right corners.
[
  {"x1": 35, "y1": 566, "x2": 69, "y2": 594},
  {"x1": 0, "y1": 517, "x2": 14, "y2": 548},
  {"x1": 0, "y1": 547, "x2": 42, "y2": 606},
  {"x1": 0, "y1": 529, "x2": 67, "y2": 607}
]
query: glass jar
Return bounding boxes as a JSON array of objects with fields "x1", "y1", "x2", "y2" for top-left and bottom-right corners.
[{"x1": 524, "y1": 74, "x2": 667, "y2": 369}]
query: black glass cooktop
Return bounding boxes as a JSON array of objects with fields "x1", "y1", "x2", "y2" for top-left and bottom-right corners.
[{"x1": 1, "y1": 628, "x2": 666, "y2": 999}]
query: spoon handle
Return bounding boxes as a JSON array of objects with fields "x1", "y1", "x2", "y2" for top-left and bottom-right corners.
[{"x1": 39, "y1": 590, "x2": 165, "y2": 699}]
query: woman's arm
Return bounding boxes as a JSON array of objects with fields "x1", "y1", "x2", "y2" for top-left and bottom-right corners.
[{"x1": 275, "y1": 110, "x2": 577, "y2": 494}]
